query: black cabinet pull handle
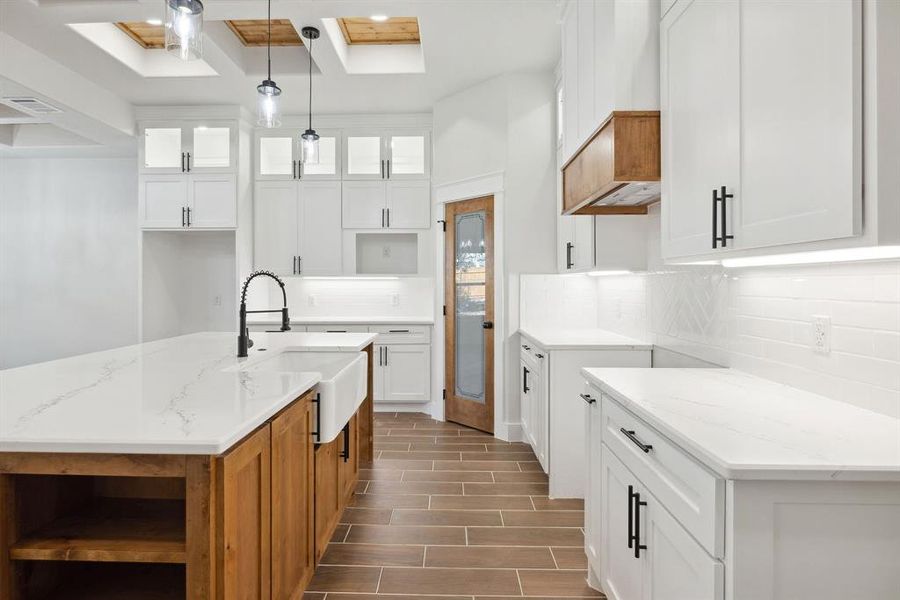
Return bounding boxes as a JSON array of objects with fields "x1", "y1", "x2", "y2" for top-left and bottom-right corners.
[
  {"x1": 297, "y1": 257, "x2": 302, "y2": 275},
  {"x1": 381, "y1": 159, "x2": 385, "y2": 179},
  {"x1": 182, "y1": 207, "x2": 186, "y2": 227},
  {"x1": 340, "y1": 421, "x2": 350, "y2": 462},
  {"x1": 387, "y1": 208, "x2": 390, "y2": 228},
  {"x1": 566, "y1": 241, "x2": 574, "y2": 269},
  {"x1": 634, "y1": 491, "x2": 648, "y2": 558},
  {"x1": 293, "y1": 256, "x2": 297, "y2": 274},
  {"x1": 181, "y1": 152, "x2": 186, "y2": 173},
  {"x1": 186, "y1": 207, "x2": 191, "y2": 227},
  {"x1": 186, "y1": 152, "x2": 191, "y2": 172},
  {"x1": 326, "y1": 330, "x2": 347, "y2": 333},
  {"x1": 620, "y1": 428, "x2": 653, "y2": 453},
  {"x1": 712, "y1": 186, "x2": 734, "y2": 248},
  {"x1": 292, "y1": 159, "x2": 297, "y2": 179},
  {"x1": 389, "y1": 329, "x2": 410, "y2": 333},
  {"x1": 382, "y1": 208, "x2": 385, "y2": 228},
  {"x1": 387, "y1": 159, "x2": 391, "y2": 179},
  {"x1": 628, "y1": 485, "x2": 635, "y2": 549},
  {"x1": 384, "y1": 347, "x2": 388, "y2": 366},
  {"x1": 523, "y1": 367, "x2": 530, "y2": 393},
  {"x1": 579, "y1": 393, "x2": 596, "y2": 405},
  {"x1": 535, "y1": 353, "x2": 544, "y2": 359},
  {"x1": 522, "y1": 344, "x2": 531, "y2": 350}
]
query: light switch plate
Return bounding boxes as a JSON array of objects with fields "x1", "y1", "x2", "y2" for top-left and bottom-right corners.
[{"x1": 811, "y1": 315, "x2": 831, "y2": 354}]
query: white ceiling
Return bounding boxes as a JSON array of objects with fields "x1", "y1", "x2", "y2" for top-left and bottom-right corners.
[{"x1": 0, "y1": 0, "x2": 561, "y2": 132}]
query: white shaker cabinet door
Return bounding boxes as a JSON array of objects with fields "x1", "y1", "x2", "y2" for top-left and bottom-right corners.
[
  {"x1": 188, "y1": 174, "x2": 236, "y2": 228},
  {"x1": 372, "y1": 345, "x2": 387, "y2": 402},
  {"x1": 572, "y1": 215, "x2": 596, "y2": 271},
  {"x1": 255, "y1": 181, "x2": 299, "y2": 276},
  {"x1": 736, "y1": 0, "x2": 861, "y2": 249},
  {"x1": 387, "y1": 180, "x2": 430, "y2": 229},
  {"x1": 342, "y1": 180, "x2": 387, "y2": 229},
  {"x1": 585, "y1": 389, "x2": 603, "y2": 570},
  {"x1": 641, "y1": 488, "x2": 723, "y2": 600},
  {"x1": 660, "y1": 0, "x2": 739, "y2": 258},
  {"x1": 600, "y1": 445, "x2": 643, "y2": 600},
  {"x1": 140, "y1": 175, "x2": 188, "y2": 229},
  {"x1": 299, "y1": 180, "x2": 343, "y2": 276},
  {"x1": 520, "y1": 359, "x2": 533, "y2": 445},
  {"x1": 383, "y1": 344, "x2": 430, "y2": 403}
]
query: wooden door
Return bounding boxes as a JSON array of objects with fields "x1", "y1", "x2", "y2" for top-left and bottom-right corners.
[
  {"x1": 271, "y1": 394, "x2": 315, "y2": 600},
  {"x1": 660, "y1": 0, "x2": 739, "y2": 258},
  {"x1": 217, "y1": 425, "x2": 272, "y2": 600},
  {"x1": 314, "y1": 439, "x2": 341, "y2": 563},
  {"x1": 254, "y1": 181, "x2": 299, "y2": 276},
  {"x1": 299, "y1": 180, "x2": 343, "y2": 275},
  {"x1": 444, "y1": 196, "x2": 494, "y2": 433}
]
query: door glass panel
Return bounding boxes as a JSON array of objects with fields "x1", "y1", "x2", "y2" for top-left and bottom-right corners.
[
  {"x1": 143, "y1": 127, "x2": 182, "y2": 169},
  {"x1": 259, "y1": 137, "x2": 294, "y2": 176},
  {"x1": 454, "y1": 210, "x2": 486, "y2": 402},
  {"x1": 347, "y1": 136, "x2": 381, "y2": 175},
  {"x1": 390, "y1": 135, "x2": 425, "y2": 175},
  {"x1": 303, "y1": 136, "x2": 337, "y2": 175},
  {"x1": 192, "y1": 127, "x2": 230, "y2": 168}
]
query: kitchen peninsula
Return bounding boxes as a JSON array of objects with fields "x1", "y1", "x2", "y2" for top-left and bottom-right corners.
[{"x1": 0, "y1": 331, "x2": 376, "y2": 599}]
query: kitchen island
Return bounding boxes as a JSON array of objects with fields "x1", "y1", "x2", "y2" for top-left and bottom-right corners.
[
  {"x1": 580, "y1": 367, "x2": 900, "y2": 600},
  {"x1": 0, "y1": 332, "x2": 376, "y2": 599}
]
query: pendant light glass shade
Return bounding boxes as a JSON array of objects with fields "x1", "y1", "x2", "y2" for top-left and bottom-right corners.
[
  {"x1": 301, "y1": 26, "x2": 321, "y2": 165},
  {"x1": 165, "y1": 0, "x2": 203, "y2": 61},
  {"x1": 301, "y1": 129, "x2": 320, "y2": 165},
  {"x1": 257, "y1": 80, "x2": 282, "y2": 128}
]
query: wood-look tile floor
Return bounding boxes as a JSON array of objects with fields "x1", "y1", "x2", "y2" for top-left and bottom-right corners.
[{"x1": 305, "y1": 412, "x2": 604, "y2": 599}]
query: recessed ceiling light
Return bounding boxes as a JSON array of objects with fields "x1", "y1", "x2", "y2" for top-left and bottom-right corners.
[
  {"x1": 146, "y1": 18, "x2": 163, "y2": 26},
  {"x1": 370, "y1": 14, "x2": 389, "y2": 22}
]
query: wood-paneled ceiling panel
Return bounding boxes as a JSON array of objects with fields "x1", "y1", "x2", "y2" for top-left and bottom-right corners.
[
  {"x1": 337, "y1": 17, "x2": 420, "y2": 45},
  {"x1": 225, "y1": 19, "x2": 303, "y2": 47},
  {"x1": 116, "y1": 22, "x2": 164, "y2": 49}
]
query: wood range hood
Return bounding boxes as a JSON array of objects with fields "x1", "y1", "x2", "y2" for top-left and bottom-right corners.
[{"x1": 561, "y1": 111, "x2": 660, "y2": 215}]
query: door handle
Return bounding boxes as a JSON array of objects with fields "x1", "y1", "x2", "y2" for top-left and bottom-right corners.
[
  {"x1": 628, "y1": 485, "x2": 635, "y2": 549},
  {"x1": 340, "y1": 421, "x2": 350, "y2": 462},
  {"x1": 633, "y1": 490, "x2": 648, "y2": 558},
  {"x1": 181, "y1": 152, "x2": 186, "y2": 173},
  {"x1": 381, "y1": 159, "x2": 385, "y2": 179},
  {"x1": 387, "y1": 159, "x2": 391, "y2": 179},
  {"x1": 293, "y1": 159, "x2": 297, "y2": 179},
  {"x1": 712, "y1": 186, "x2": 734, "y2": 248},
  {"x1": 297, "y1": 257, "x2": 302, "y2": 275},
  {"x1": 186, "y1": 152, "x2": 191, "y2": 172},
  {"x1": 182, "y1": 207, "x2": 186, "y2": 227},
  {"x1": 566, "y1": 242, "x2": 574, "y2": 269},
  {"x1": 523, "y1": 367, "x2": 530, "y2": 393},
  {"x1": 579, "y1": 393, "x2": 596, "y2": 405},
  {"x1": 382, "y1": 208, "x2": 385, "y2": 228},
  {"x1": 186, "y1": 207, "x2": 191, "y2": 227},
  {"x1": 389, "y1": 329, "x2": 410, "y2": 333},
  {"x1": 482, "y1": 321, "x2": 493, "y2": 329},
  {"x1": 293, "y1": 256, "x2": 297, "y2": 275},
  {"x1": 383, "y1": 347, "x2": 388, "y2": 366},
  {"x1": 386, "y1": 208, "x2": 390, "y2": 228}
]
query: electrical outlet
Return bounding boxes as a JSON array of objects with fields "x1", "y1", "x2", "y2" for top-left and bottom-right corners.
[{"x1": 811, "y1": 315, "x2": 831, "y2": 354}]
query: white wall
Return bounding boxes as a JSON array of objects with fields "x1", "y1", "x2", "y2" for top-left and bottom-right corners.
[
  {"x1": 520, "y1": 205, "x2": 900, "y2": 418},
  {"x1": 0, "y1": 157, "x2": 138, "y2": 368},
  {"x1": 433, "y1": 71, "x2": 557, "y2": 434}
]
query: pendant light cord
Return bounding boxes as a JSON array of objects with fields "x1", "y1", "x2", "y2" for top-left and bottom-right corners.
[
  {"x1": 266, "y1": 0, "x2": 272, "y2": 81},
  {"x1": 307, "y1": 34, "x2": 313, "y2": 131}
]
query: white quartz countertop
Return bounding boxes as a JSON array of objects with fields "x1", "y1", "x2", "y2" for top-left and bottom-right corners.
[
  {"x1": 519, "y1": 327, "x2": 651, "y2": 351},
  {"x1": 582, "y1": 367, "x2": 900, "y2": 481},
  {"x1": 0, "y1": 332, "x2": 376, "y2": 455},
  {"x1": 249, "y1": 316, "x2": 435, "y2": 326}
]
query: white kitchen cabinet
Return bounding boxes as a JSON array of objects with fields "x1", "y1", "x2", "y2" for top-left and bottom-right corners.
[
  {"x1": 254, "y1": 180, "x2": 342, "y2": 276},
  {"x1": 660, "y1": 0, "x2": 739, "y2": 258},
  {"x1": 561, "y1": 2, "x2": 580, "y2": 161},
  {"x1": 584, "y1": 384, "x2": 602, "y2": 572},
  {"x1": 343, "y1": 130, "x2": 430, "y2": 181},
  {"x1": 661, "y1": 0, "x2": 862, "y2": 259},
  {"x1": 599, "y1": 444, "x2": 643, "y2": 600},
  {"x1": 255, "y1": 129, "x2": 340, "y2": 181},
  {"x1": 342, "y1": 180, "x2": 430, "y2": 230},
  {"x1": 520, "y1": 357, "x2": 533, "y2": 448},
  {"x1": 382, "y1": 344, "x2": 430, "y2": 403},
  {"x1": 520, "y1": 342, "x2": 549, "y2": 471},
  {"x1": 140, "y1": 173, "x2": 236, "y2": 229},
  {"x1": 140, "y1": 121, "x2": 236, "y2": 174}
]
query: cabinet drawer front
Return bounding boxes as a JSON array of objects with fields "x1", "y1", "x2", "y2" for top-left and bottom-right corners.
[
  {"x1": 306, "y1": 325, "x2": 369, "y2": 333},
  {"x1": 369, "y1": 325, "x2": 431, "y2": 345},
  {"x1": 602, "y1": 396, "x2": 724, "y2": 557}
]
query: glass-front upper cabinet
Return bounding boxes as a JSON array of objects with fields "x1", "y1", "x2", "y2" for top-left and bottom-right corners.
[
  {"x1": 343, "y1": 130, "x2": 430, "y2": 180},
  {"x1": 255, "y1": 129, "x2": 340, "y2": 181},
  {"x1": 140, "y1": 121, "x2": 236, "y2": 174}
]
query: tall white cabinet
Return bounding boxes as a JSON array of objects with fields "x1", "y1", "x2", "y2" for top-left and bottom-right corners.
[{"x1": 661, "y1": 0, "x2": 863, "y2": 259}]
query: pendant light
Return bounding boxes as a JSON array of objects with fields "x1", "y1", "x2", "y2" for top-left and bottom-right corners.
[
  {"x1": 300, "y1": 26, "x2": 320, "y2": 165},
  {"x1": 165, "y1": 0, "x2": 203, "y2": 61},
  {"x1": 256, "y1": 0, "x2": 281, "y2": 128}
]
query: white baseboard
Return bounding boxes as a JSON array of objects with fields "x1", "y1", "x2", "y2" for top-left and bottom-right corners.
[
  {"x1": 373, "y1": 402, "x2": 432, "y2": 414},
  {"x1": 503, "y1": 422, "x2": 524, "y2": 443}
]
